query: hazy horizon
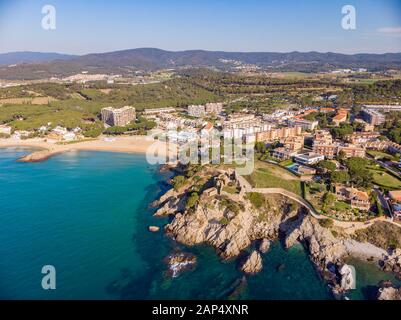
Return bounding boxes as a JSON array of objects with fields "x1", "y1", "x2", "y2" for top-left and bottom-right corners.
[{"x1": 2, "y1": 47, "x2": 401, "y2": 57}]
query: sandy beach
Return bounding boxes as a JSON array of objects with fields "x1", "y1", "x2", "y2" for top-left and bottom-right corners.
[{"x1": 0, "y1": 136, "x2": 172, "y2": 162}]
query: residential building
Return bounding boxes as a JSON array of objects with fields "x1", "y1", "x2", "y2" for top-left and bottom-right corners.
[
  {"x1": 255, "y1": 126, "x2": 302, "y2": 142},
  {"x1": 188, "y1": 105, "x2": 206, "y2": 118},
  {"x1": 296, "y1": 165, "x2": 317, "y2": 175},
  {"x1": 288, "y1": 119, "x2": 319, "y2": 131},
  {"x1": 52, "y1": 126, "x2": 68, "y2": 136},
  {"x1": 313, "y1": 143, "x2": 365, "y2": 159},
  {"x1": 143, "y1": 107, "x2": 176, "y2": 115},
  {"x1": 205, "y1": 103, "x2": 223, "y2": 115},
  {"x1": 283, "y1": 136, "x2": 304, "y2": 151},
  {"x1": 227, "y1": 113, "x2": 255, "y2": 123},
  {"x1": 314, "y1": 130, "x2": 333, "y2": 145},
  {"x1": 361, "y1": 108, "x2": 386, "y2": 126},
  {"x1": 334, "y1": 185, "x2": 371, "y2": 211},
  {"x1": 363, "y1": 105, "x2": 401, "y2": 112},
  {"x1": 272, "y1": 147, "x2": 298, "y2": 160},
  {"x1": 345, "y1": 132, "x2": 380, "y2": 144},
  {"x1": 101, "y1": 106, "x2": 136, "y2": 127},
  {"x1": 339, "y1": 144, "x2": 366, "y2": 158},
  {"x1": 294, "y1": 152, "x2": 325, "y2": 165},
  {"x1": 332, "y1": 109, "x2": 348, "y2": 126}
]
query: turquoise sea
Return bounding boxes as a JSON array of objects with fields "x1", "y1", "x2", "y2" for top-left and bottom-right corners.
[{"x1": 0, "y1": 148, "x2": 399, "y2": 300}]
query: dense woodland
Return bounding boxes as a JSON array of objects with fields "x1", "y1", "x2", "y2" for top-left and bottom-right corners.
[{"x1": 1, "y1": 69, "x2": 401, "y2": 140}]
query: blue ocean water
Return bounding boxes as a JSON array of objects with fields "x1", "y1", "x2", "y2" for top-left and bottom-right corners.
[{"x1": 0, "y1": 148, "x2": 397, "y2": 300}]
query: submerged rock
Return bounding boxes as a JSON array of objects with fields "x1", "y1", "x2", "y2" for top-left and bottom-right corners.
[
  {"x1": 164, "y1": 252, "x2": 197, "y2": 278},
  {"x1": 276, "y1": 264, "x2": 285, "y2": 272},
  {"x1": 18, "y1": 150, "x2": 57, "y2": 163},
  {"x1": 259, "y1": 239, "x2": 271, "y2": 254},
  {"x1": 381, "y1": 249, "x2": 401, "y2": 279},
  {"x1": 241, "y1": 251, "x2": 263, "y2": 274}
]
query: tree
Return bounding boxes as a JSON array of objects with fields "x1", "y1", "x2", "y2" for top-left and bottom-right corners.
[
  {"x1": 255, "y1": 142, "x2": 267, "y2": 154},
  {"x1": 322, "y1": 192, "x2": 336, "y2": 209},
  {"x1": 337, "y1": 150, "x2": 347, "y2": 162},
  {"x1": 330, "y1": 171, "x2": 350, "y2": 184},
  {"x1": 248, "y1": 192, "x2": 264, "y2": 209},
  {"x1": 104, "y1": 126, "x2": 126, "y2": 135},
  {"x1": 317, "y1": 160, "x2": 336, "y2": 173},
  {"x1": 172, "y1": 175, "x2": 185, "y2": 191},
  {"x1": 331, "y1": 123, "x2": 353, "y2": 140},
  {"x1": 344, "y1": 157, "x2": 373, "y2": 188},
  {"x1": 186, "y1": 192, "x2": 199, "y2": 209}
]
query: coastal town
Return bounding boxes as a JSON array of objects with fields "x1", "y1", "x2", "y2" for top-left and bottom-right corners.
[{"x1": 2, "y1": 66, "x2": 401, "y2": 300}]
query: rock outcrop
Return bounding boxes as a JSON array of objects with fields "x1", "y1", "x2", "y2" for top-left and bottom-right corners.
[
  {"x1": 339, "y1": 264, "x2": 355, "y2": 291},
  {"x1": 381, "y1": 249, "x2": 401, "y2": 279},
  {"x1": 18, "y1": 150, "x2": 57, "y2": 163},
  {"x1": 377, "y1": 281, "x2": 401, "y2": 300},
  {"x1": 281, "y1": 213, "x2": 347, "y2": 268},
  {"x1": 164, "y1": 252, "x2": 197, "y2": 278},
  {"x1": 241, "y1": 251, "x2": 263, "y2": 274},
  {"x1": 259, "y1": 239, "x2": 271, "y2": 254},
  {"x1": 155, "y1": 167, "x2": 349, "y2": 294},
  {"x1": 149, "y1": 226, "x2": 160, "y2": 232}
]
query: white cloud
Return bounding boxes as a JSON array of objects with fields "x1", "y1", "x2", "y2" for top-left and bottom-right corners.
[{"x1": 377, "y1": 27, "x2": 401, "y2": 34}]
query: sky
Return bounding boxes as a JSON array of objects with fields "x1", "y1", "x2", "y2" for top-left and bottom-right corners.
[{"x1": 0, "y1": 0, "x2": 401, "y2": 55}]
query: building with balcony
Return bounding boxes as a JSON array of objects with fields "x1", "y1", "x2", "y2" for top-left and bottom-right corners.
[
  {"x1": 334, "y1": 185, "x2": 370, "y2": 211},
  {"x1": 294, "y1": 152, "x2": 325, "y2": 165},
  {"x1": 361, "y1": 108, "x2": 386, "y2": 126},
  {"x1": 101, "y1": 106, "x2": 136, "y2": 127}
]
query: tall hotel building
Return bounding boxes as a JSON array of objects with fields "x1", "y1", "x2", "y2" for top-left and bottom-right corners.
[{"x1": 101, "y1": 106, "x2": 136, "y2": 126}]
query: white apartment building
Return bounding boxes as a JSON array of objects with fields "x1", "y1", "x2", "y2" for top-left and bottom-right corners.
[
  {"x1": 288, "y1": 119, "x2": 319, "y2": 131},
  {"x1": 143, "y1": 107, "x2": 176, "y2": 115},
  {"x1": 188, "y1": 105, "x2": 206, "y2": 118}
]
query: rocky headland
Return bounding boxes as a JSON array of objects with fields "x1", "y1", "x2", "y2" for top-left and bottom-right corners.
[{"x1": 153, "y1": 165, "x2": 356, "y2": 298}]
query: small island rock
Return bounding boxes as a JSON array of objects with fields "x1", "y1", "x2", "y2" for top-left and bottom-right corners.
[{"x1": 241, "y1": 251, "x2": 263, "y2": 274}]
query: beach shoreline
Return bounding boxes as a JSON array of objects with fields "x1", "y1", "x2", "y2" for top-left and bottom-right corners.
[{"x1": 0, "y1": 136, "x2": 169, "y2": 162}]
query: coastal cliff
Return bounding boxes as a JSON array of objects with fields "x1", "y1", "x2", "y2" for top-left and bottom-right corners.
[{"x1": 154, "y1": 166, "x2": 351, "y2": 296}]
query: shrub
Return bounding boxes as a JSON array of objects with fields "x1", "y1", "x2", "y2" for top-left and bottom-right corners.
[
  {"x1": 220, "y1": 217, "x2": 230, "y2": 226},
  {"x1": 186, "y1": 192, "x2": 199, "y2": 209},
  {"x1": 319, "y1": 218, "x2": 334, "y2": 228},
  {"x1": 248, "y1": 192, "x2": 264, "y2": 209}
]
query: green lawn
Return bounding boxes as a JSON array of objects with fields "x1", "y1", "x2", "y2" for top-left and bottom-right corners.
[
  {"x1": 245, "y1": 162, "x2": 302, "y2": 195},
  {"x1": 372, "y1": 170, "x2": 401, "y2": 190},
  {"x1": 367, "y1": 150, "x2": 398, "y2": 161},
  {"x1": 333, "y1": 201, "x2": 351, "y2": 211},
  {"x1": 222, "y1": 185, "x2": 238, "y2": 194}
]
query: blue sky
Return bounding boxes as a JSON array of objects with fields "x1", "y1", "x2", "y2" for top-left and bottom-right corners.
[{"x1": 0, "y1": 0, "x2": 401, "y2": 54}]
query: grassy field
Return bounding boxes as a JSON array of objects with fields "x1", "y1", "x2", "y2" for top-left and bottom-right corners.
[
  {"x1": 367, "y1": 150, "x2": 398, "y2": 161},
  {"x1": 367, "y1": 163, "x2": 401, "y2": 190},
  {"x1": 244, "y1": 161, "x2": 302, "y2": 195},
  {"x1": 372, "y1": 171, "x2": 401, "y2": 189},
  {"x1": 0, "y1": 77, "x2": 223, "y2": 131},
  {"x1": 0, "y1": 97, "x2": 57, "y2": 104}
]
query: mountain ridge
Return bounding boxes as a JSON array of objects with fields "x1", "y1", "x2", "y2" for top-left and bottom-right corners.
[{"x1": 1, "y1": 48, "x2": 401, "y2": 80}]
